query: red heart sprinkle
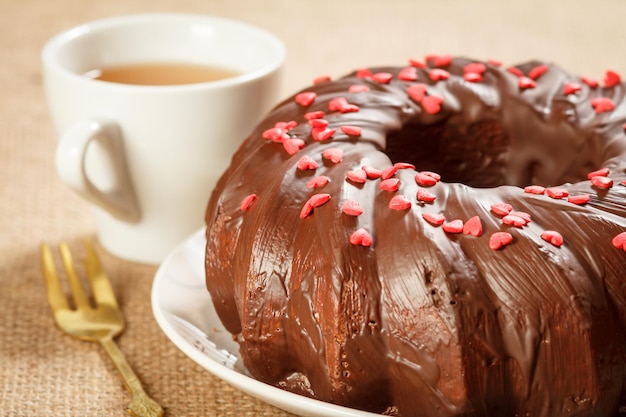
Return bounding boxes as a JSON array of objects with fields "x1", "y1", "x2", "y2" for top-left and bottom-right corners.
[
  {"x1": 442, "y1": 219, "x2": 464, "y2": 234},
  {"x1": 240, "y1": 194, "x2": 257, "y2": 211},
  {"x1": 464, "y1": 63, "x2": 487, "y2": 74},
  {"x1": 567, "y1": 194, "x2": 590, "y2": 205},
  {"x1": 502, "y1": 214, "x2": 528, "y2": 227},
  {"x1": 356, "y1": 68, "x2": 373, "y2": 79},
  {"x1": 373, "y1": 72, "x2": 393, "y2": 84},
  {"x1": 340, "y1": 125, "x2": 362, "y2": 136},
  {"x1": 313, "y1": 75, "x2": 331, "y2": 84},
  {"x1": 304, "y1": 111, "x2": 326, "y2": 120},
  {"x1": 398, "y1": 66, "x2": 418, "y2": 81},
  {"x1": 591, "y1": 97, "x2": 616, "y2": 113},
  {"x1": 590, "y1": 176, "x2": 613, "y2": 189},
  {"x1": 489, "y1": 232, "x2": 514, "y2": 250},
  {"x1": 262, "y1": 127, "x2": 288, "y2": 143},
  {"x1": 507, "y1": 67, "x2": 524, "y2": 77},
  {"x1": 300, "y1": 193, "x2": 331, "y2": 218},
  {"x1": 528, "y1": 64, "x2": 549, "y2": 80},
  {"x1": 612, "y1": 232, "x2": 626, "y2": 251},
  {"x1": 350, "y1": 228, "x2": 373, "y2": 247},
  {"x1": 308, "y1": 118, "x2": 329, "y2": 128},
  {"x1": 422, "y1": 212, "x2": 446, "y2": 226},
  {"x1": 389, "y1": 195, "x2": 412, "y2": 210},
  {"x1": 604, "y1": 70, "x2": 621, "y2": 88},
  {"x1": 464, "y1": 72, "x2": 483, "y2": 83},
  {"x1": 363, "y1": 166, "x2": 382, "y2": 179},
  {"x1": 510, "y1": 211, "x2": 531, "y2": 223},
  {"x1": 407, "y1": 83, "x2": 428, "y2": 102},
  {"x1": 275, "y1": 121, "x2": 298, "y2": 130},
  {"x1": 328, "y1": 97, "x2": 349, "y2": 112},
  {"x1": 297, "y1": 155, "x2": 318, "y2": 171},
  {"x1": 408, "y1": 58, "x2": 427, "y2": 68},
  {"x1": 429, "y1": 68, "x2": 450, "y2": 81},
  {"x1": 348, "y1": 84, "x2": 370, "y2": 93},
  {"x1": 524, "y1": 185, "x2": 546, "y2": 195},
  {"x1": 381, "y1": 162, "x2": 416, "y2": 180},
  {"x1": 518, "y1": 76, "x2": 537, "y2": 89},
  {"x1": 341, "y1": 200, "x2": 363, "y2": 216},
  {"x1": 581, "y1": 76, "x2": 599, "y2": 88},
  {"x1": 283, "y1": 138, "x2": 305, "y2": 155},
  {"x1": 295, "y1": 91, "x2": 317, "y2": 106},
  {"x1": 417, "y1": 188, "x2": 437, "y2": 203},
  {"x1": 415, "y1": 172, "x2": 439, "y2": 186},
  {"x1": 490, "y1": 203, "x2": 513, "y2": 216},
  {"x1": 425, "y1": 54, "x2": 452, "y2": 67},
  {"x1": 306, "y1": 176, "x2": 330, "y2": 189},
  {"x1": 587, "y1": 167, "x2": 610, "y2": 179},
  {"x1": 541, "y1": 230, "x2": 564, "y2": 247},
  {"x1": 546, "y1": 187, "x2": 569, "y2": 199},
  {"x1": 563, "y1": 82, "x2": 582, "y2": 95},
  {"x1": 463, "y1": 216, "x2": 483, "y2": 237},
  {"x1": 311, "y1": 127, "x2": 336, "y2": 141},
  {"x1": 379, "y1": 178, "x2": 401, "y2": 192},
  {"x1": 322, "y1": 148, "x2": 343, "y2": 163},
  {"x1": 422, "y1": 95, "x2": 444, "y2": 114},
  {"x1": 346, "y1": 169, "x2": 367, "y2": 184}
]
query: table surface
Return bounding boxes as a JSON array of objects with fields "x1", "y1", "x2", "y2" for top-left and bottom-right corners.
[{"x1": 3, "y1": 0, "x2": 626, "y2": 415}]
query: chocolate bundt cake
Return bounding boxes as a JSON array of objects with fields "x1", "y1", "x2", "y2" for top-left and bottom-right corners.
[{"x1": 204, "y1": 56, "x2": 626, "y2": 417}]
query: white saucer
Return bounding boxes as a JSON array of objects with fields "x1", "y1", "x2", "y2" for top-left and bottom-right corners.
[{"x1": 151, "y1": 228, "x2": 378, "y2": 417}]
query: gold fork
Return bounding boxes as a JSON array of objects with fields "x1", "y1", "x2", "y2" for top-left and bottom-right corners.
[{"x1": 40, "y1": 241, "x2": 164, "y2": 417}]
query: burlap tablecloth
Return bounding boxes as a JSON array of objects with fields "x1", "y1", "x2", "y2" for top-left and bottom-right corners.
[{"x1": 2, "y1": 0, "x2": 626, "y2": 416}]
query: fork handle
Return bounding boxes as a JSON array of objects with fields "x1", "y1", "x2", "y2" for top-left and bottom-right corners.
[{"x1": 100, "y1": 336, "x2": 164, "y2": 417}]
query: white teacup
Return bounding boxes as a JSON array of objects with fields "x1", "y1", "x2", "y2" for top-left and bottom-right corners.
[{"x1": 42, "y1": 13, "x2": 285, "y2": 264}]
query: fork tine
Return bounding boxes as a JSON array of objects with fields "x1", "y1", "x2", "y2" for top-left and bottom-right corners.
[
  {"x1": 59, "y1": 242, "x2": 91, "y2": 310},
  {"x1": 40, "y1": 243, "x2": 71, "y2": 312},
  {"x1": 83, "y1": 240, "x2": 120, "y2": 309}
]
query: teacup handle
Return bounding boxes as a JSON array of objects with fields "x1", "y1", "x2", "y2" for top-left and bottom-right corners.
[{"x1": 55, "y1": 119, "x2": 141, "y2": 222}]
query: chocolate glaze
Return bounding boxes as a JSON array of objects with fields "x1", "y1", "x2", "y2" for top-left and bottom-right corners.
[{"x1": 204, "y1": 57, "x2": 626, "y2": 417}]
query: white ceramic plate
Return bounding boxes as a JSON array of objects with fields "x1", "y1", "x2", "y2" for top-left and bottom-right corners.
[{"x1": 151, "y1": 228, "x2": 379, "y2": 417}]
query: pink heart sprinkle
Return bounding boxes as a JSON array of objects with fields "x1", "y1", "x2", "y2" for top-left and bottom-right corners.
[
  {"x1": 262, "y1": 127, "x2": 288, "y2": 143},
  {"x1": 340, "y1": 125, "x2": 362, "y2": 136},
  {"x1": 422, "y1": 212, "x2": 445, "y2": 226},
  {"x1": 442, "y1": 219, "x2": 464, "y2": 234},
  {"x1": 348, "y1": 84, "x2": 370, "y2": 93},
  {"x1": 590, "y1": 176, "x2": 613, "y2": 189},
  {"x1": 304, "y1": 111, "x2": 326, "y2": 120},
  {"x1": 389, "y1": 195, "x2": 412, "y2": 210},
  {"x1": 328, "y1": 97, "x2": 349, "y2": 112},
  {"x1": 587, "y1": 167, "x2": 610, "y2": 179},
  {"x1": 372, "y1": 72, "x2": 393, "y2": 84},
  {"x1": 464, "y1": 72, "x2": 483, "y2": 83},
  {"x1": 581, "y1": 76, "x2": 599, "y2": 88},
  {"x1": 567, "y1": 194, "x2": 590, "y2": 205},
  {"x1": 490, "y1": 203, "x2": 513, "y2": 216},
  {"x1": 295, "y1": 91, "x2": 317, "y2": 107},
  {"x1": 464, "y1": 63, "x2": 487, "y2": 74},
  {"x1": 489, "y1": 232, "x2": 513, "y2": 250},
  {"x1": 591, "y1": 97, "x2": 615, "y2": 114},
  {"x1": 379, "y1": 178, "x2": 400, "y2": 192},
  {"x1": 306, "y1": 176, "x2": 330, "y2": 189},
  {"x1": 398, "y1": 66, "x2": 418, "y2": 81},
  {"x1": 528, "y1": 64, "x2": 549, "y2": 80},
  {"x1": 429, "y1": 68, "x2": 450, "y2": 81},
  {"x1": 341, "y1": 200, "x2": 363, "y2": 216},
  {"x1": 463, "y1": 216, "x2": 483, "y2": 237},
  {"x1": 240, "y1": 194, "x2": 257, "y2": 211},
  {"x1": 546, "y1": 187, "x2": 569, "y2": 199},
  {"x1": 502, "y1": 214, "x2": 528, "y2": 228},
  {"x1": 297, "y1": 155, "x2": 318, "y2": 171},
  {"x1": 563, "y1": 82, "x2": 582, "y2": 95},
  {"x1": 363, "y1": 166, "x2": 382, "y2": 179},
  {"x1": 524, "y1": 185, "x2": 546, "y2": 195},
  {"x1": 312, "y1": 127, "x2": 336, "y2": 141},
  {"x1": 308, "y1": 118, "x2": 329, "y2": 128},
  {"x1": 322, "y1": 148, "x2": 343, "y2": 164},
  {"x1": 309, "y1": 193, "x2": 331, "y2": 208},
  {"x1": 416, "y1": 188, "x2": 437, "y2": 203},
  {"x1": 604, "y1": 70, "x2": 621, "y2": 88},
  {"x1": 407, "y1": 83, "x2": 428, "y2": 102},
  {"x1": 415, "y1": 172, "x2": 439, "y2": 186},
  {"x1": 350, "y1": 228, "x2": 373, "y2": 247},
  {"x1": 283, "y1": 138, "x2": 305, "y2": 155},
  {"x1": 421, "y1": 95, "x2": 444, "y2": 114},
  {"x1": 612, "y1": 232, "x2": 626, "y2": 251},
  {"x1": 541, "y1": 230, "x2": 564, "y2": 247},
  {"x1": 518, "y1": 76, "x2": 537, "y2": 89},
  {"x1": 346, "y1": 169, "x2": 367, "y2": 184}
]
